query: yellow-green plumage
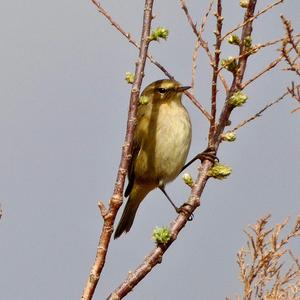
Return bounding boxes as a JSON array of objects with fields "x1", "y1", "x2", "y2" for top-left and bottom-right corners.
[{"x1": 114, "y1": 79, "x2": 192, "y2": 239}]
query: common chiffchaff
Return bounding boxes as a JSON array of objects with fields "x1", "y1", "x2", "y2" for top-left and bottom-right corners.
[{"x1": 114, "y1": 79, "x2": 192, "y2": 239}]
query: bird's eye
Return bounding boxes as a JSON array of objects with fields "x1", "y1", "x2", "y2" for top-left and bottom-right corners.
[{"x1": 157, "y1": 88, "x2": 167, "y2": 94}]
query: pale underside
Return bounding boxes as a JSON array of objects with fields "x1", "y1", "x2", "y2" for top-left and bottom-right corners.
[{"x1": 133, "y1": 99, "x2": 192, "y2": 189}]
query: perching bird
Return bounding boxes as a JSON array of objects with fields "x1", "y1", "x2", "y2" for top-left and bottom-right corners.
[{"x1": 114, "y1": 79, "x2": 192, "y2": 239}]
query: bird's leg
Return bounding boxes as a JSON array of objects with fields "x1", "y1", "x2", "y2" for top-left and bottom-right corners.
[
  {"x1": 159, "y1": 185, "x2": 194, "y2": 221},
  {"x1": 159, "y1": 186, "x2": 179, "y2": 212},
  {"x1": 181, "y1": 146, "x2": 218, "y2": 173},
  {"x1": 178, "y1": 202, "x2": 194, "y2": 221}
]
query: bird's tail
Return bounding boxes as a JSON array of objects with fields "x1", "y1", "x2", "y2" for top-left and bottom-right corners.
[{"x1": 114, "y1": 185, "x2": 151, "y2": 239}]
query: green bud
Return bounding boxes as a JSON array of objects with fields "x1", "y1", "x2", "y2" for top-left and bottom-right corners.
[
  {"x1": 149, "y1": 27, "x2": 169, "y2": 42},
  {"x1": 243, "y1": 36, "x2": 252, "y2": 48},
  {"x1": 222, "y1": 131, "x2": 237, "y2": 142},
  {"x1": 221, "y1": 56, "x2": 238, "y2": 73},
  {"x1": 228, "y1": 34, "x2": 241, "y2": 46},
  {"x1": 152, "y1": 226, "x2": 171, "y2": 245},
  {"x1": 139, "y1": 95, "x2": 149, "y2": 105},
  {"x1": 125, "y1": 72, "x2": 135, "y2": 84},
  {"x1": 208, "y1": 163, "x2": 232, "y2": 180},
  {"x1": 228, "y1": 91, "x2": 248, "y2": 107},
  {"x1": 245, "y1": 44, "x2": 260, "y2": 56},
  {"x1": 182, "y1": 173, "x2": 194, "y2": 187},
  {"x1": 240, "y1": 0, "x2": 249, "y2": 8}
]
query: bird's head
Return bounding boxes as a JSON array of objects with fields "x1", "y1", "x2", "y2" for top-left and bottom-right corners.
[{"x1": 140, "y1": 79, "x2": 190, "y2": 104}]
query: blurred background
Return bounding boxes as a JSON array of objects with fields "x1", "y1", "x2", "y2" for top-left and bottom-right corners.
[{"x1": 0, "y1": 0, "x2": 299, "y2": 299}]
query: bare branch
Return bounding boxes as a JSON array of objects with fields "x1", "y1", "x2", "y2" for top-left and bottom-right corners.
[
  {"x1": 221, "y1": 0, "x2": 284, "y2": 41},
  {"x1": 281, "y1": 15, "x2": 300, "y2": 77},
  {"x1": 208, "y1": 0, "x2": 223, "y2": 142},
  {"x1": 91, "y1": 0, "x2": 139, "y2": 48},
  {"x1": 281, "y1": 15, "x2": 300, "y2": 56},
  {"x1": 199, "y1": 0, "x2": 215, "y2": 36},
  {"x1": 241, "y1": 38, "x2": 298, "y2": 90},
  {"x1": 214, "y1": 0, "x2": 258, "y2": 142},
  {"x1": 232, "y1": 215, "x2": 300, "y2": 300},
  {"x1": 191, "y1": 39, "x2": 201, "y2": 93},
  {"x1": 185, "y1": 91, "x2": 213, "y2": 121},
  {"x1": 191, "y1": 0, "x2": 215, "y2": 92},
  {"x1": 288, "y1": 82, "x2": 300, "y2": 113},
  {"x1": 231, "y1": 88, "x2": 291, "y2": 132},
  {"x1": 225, "y1": 36, "x2": 287, "y2": 67},
  {"x1": 81, "y1": 1, "x2": 155, "y2": 299},
  {"x1": 180, "y1": 0, "x2": 229, "y2": 93},
  {"x1": 179, "y1": 0, "x2": 198, "y2": 36},
  {"x1": 241, "y1": 54, "x2": 284, "y2": 89}
]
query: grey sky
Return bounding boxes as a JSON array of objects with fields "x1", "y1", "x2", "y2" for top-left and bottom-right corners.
[{"x1": 0, "y1": 1, "x2": 299, "y2": 299}]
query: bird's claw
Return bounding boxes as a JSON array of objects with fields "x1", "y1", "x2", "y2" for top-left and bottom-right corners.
[
  {"x1": 176, "y1": 203, "x2": 194, "y2": 221},
  {"x1": 196, "y1": 146, "x2": 219, "y2": 163},
  {"x1": 181, "y1": 146, "x2": 219, "y2": 173}
]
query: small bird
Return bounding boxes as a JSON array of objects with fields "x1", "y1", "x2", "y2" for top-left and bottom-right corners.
[{"x1": 114, "y1": 79, "x2": 192, "y2": 239}]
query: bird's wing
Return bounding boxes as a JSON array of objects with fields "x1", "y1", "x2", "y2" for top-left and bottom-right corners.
[
  {"x1": 124, "y1": 104, "x2": 147, "y2": 197},
  {"x1": 124, "y1": 139, "x2": 140, "y2": 197}
]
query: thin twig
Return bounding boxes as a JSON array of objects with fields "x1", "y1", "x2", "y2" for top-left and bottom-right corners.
[
  {"x1": 221, "y1": 0, "x2": 284, "y2": 41},
  {"x1": 218, "y1": 41, "x2": 287, "y2": 89},
  {"x1": 81, "y1": 1, "x2": 155, "y2": 299},
  {"x1": 288, "y1": 82, "x2": 300, "y2": 113},
  {"x1": 146, "y1": 53, "x2": 174, "y2": 79},
  {"x1": 191, "y1": 0, "x2": 215, "y2": 93},
  {"x1": 231, "y1": 89, "x2": 291, "y2": 132},
  {"x1": 180, "y1": 0, "x2": 229, "y2": 93},
  {"x1": 191, "y1": 39, "x2": 201, "y2": 93},
  {"x1": 240, "y1": 37, "x2": 286, "y2": 61},
  {"x1": 241, "y1": 55, "x2": 284, "y2": 89},
  {"x1": 208, "y1": 0, "x2": 223, "y2": 142},
  {"x1": 199, "y1": 0, "x2": 215, "y2": 36},
  {"x1": 234, "y1": 215, "x2": 300, "y2": 300},
  {"x1": 214, "y1": 0, "x2": 258, "y2": 142},
  {"x1": 257, "y1": 36, "x2": 289, "y2": 50},
  {"x1": 281, "y1": 15, "x2": 300, "y2": 76},
  {"x1": 185, "y1": 91, "x2": 213, "y2": 121},
  {"x1": 281, "y1": 15, "x2": 300, "y2": 56},
  {"x1": 234, "y1": 43, "x2": 296, "y2": 90},
  {"x1": 218, "y1": 36, "x2": 290, "y2": 76},
  {"x1": 179, "y1": 0, "x2": 198, "y2": 35},
  {"x1": 91, "y1": 0, "x2": 139, "y2": 48},
  {"x1": 291, "y1": 106, "x2": 300, "y2": 113}
]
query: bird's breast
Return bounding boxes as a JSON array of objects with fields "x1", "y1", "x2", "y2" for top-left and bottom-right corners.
[{"x1": 136, "y1": 101, "x2": 192, "y2": 185}]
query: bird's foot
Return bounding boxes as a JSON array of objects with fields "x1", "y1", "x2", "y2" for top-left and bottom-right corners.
[
  {"x1": 196, "y1": 146, "x2": 218, "y2": 163},
  {"x1": 181, "y1": 146, "x2": 218, "y2": 172},
  {"x1": 176, "y1": 203, "x2": 194, "y2": 221}
]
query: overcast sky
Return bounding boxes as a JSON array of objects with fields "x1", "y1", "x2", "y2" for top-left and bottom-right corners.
[{"x1": 0, "y1": 1, "x2": 299, "y2": 299}]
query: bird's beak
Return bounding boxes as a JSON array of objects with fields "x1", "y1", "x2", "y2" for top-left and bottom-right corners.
[{"x1": 176, "y1": 86, "x2": 191, "y2": 93}]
